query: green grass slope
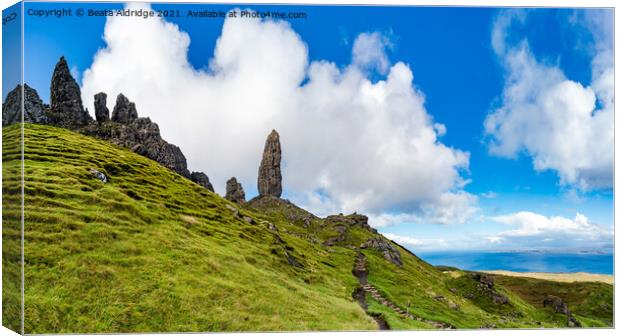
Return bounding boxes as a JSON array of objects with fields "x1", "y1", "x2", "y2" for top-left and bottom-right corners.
[{"x1": 1, "y1": 123, "x2": 613, "y2": 332}]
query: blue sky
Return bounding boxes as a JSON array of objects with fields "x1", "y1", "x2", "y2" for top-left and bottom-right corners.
[{"x1": 16, "y1": 2, "x2": 614, "y2": 252}]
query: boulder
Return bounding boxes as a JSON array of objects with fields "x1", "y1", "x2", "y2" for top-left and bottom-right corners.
[
  {"x1": 543, "y1": 295, "x2": 569, "y2": 315},
  {"x1": 190, "y1": 172, "x2": 214, "y2": 192},
  {"x1": 48, "y1": 57, "x2": 91, "y2": 127},
  {"x1": 2, "y1": 84, "x2": 48, "y2": 126},
  {"x1": 257, "y1": 129, "x2": 282, "y2": 197},
  {"x1": 111, "y1": 93, "x2": 138, "y2": 124},
  {"x1": 360, "y1": 237, "x2": 402, "y2": 267},
  {"x1": 225, "y1": 177, "x2": 246, "y2": 204},
  {"x1": 94, "y1": 92, "x2": 110, "y2": 123},
  {"x1": 89, "y1": 169, "x2": 108, "y2": 183}
]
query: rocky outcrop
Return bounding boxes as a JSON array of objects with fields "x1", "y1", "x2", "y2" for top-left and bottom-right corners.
[
  {"x1": 48, "y1": 57, "x2": 91, "y2": 127},
  {"x1": 543, "y1": 295, "x2": 582, "y2": 327},
  {"x1": 469, "y1": 273, "x2": 509, "y2": 305},
  {"x1": 325, "y1": 213, "x2": 377, "y2": 234},
  {"x1": 190, "y1": 172, "x2": 214, "y2": 192},
  {"x1": 83, "y1": 108, "x2": 191, "y2": 178},
  {"x1": 543, "y1": 295, "x2": 569, "y2": 315},
  {"x1": 94, "y1": 92, "x2": 109, "y2": 123},
  {"x1": 111, "y1": 93, "x2": 138, "y2": 124},
  {"x1": 2, "y1": 84, "x2": 48, "y2": 126},
  {"x1": 225, "y1": 177, "x2": 246, "y2": 204},
  {"x1": 360, "y1": 237, "x2": 402, "y2": 267},
  {"x1": 257, "y1": 130, "x2": 282, "y2": 197},
  {"x1": 3, "y1": 56, "x2": 212, "y2": 189}
]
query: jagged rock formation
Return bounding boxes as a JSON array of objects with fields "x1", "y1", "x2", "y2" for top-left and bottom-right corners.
[
  {"x1": 111, "y1": 93, "x2": 138, "y2": 124},
  {"x1": 2, "y1": 56, "x2": 213, "y2": 187},
  {"x1": 2, "y1": 84, "x2": 48, "y2": 126},
  {"x1": 257, "y1": 130, "x2": 282, "y2": 197},
  {"x1": 48, "y1": 56, "x2": 92, "y2": 127},
  {"x1": 360, "y1": 237, "x2": 403, "y2": 267},
  {"x1": 82, "y1": 106, "x2": 190, "y2": 178},
  {"x1": 94, "y1": 92, "x2": 109, "y2": 123},
  {"x1": 225, "y1": 177, "x2": 246, "y2": 204},
  {"x1": 190, "y1": 172, "x2": 214, "y2": 192}
]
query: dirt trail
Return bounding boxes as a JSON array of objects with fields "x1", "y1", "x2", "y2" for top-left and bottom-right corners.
[
  {"x1": 352, "y1": 252, "x2": 389, "y2": 330},
  {"x1": 351, "y1": 252, "x2": 455, "y2": 330}
]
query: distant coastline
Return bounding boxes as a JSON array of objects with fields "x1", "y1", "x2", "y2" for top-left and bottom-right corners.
[
  {"x1": 482, "y1": 270, "x2": 613, "y2": 284},
  {"x1": 418, "y1": 250, "x2": 613, "y2": 275}
]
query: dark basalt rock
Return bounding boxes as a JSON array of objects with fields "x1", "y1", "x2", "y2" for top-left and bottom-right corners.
[
  {"x1": 82, "y1": 98, "x2": 191, "y2": 178},
  {"x1": 48, "y1": 57, "x2": 91, "y2": 127},
  {"x1": 2, "y1": 84, "x2": 48, "y2": 126},
  {"x1": 94, "y1": 92, "x2": 110, "y2": 123},
  {"x1": 4, "y1": 57, "x2": 199, "y2": 190},
  {"x1": 360, "y1": 237, "x2": 402, "y2": 267},
  {"x1": 111, "y1": 93, "x2": 138, "y2": 124},
  {"x1": 190, "y1": 172, "x2": 214, "y2": 192},
  {"x1": 258, "y1": 129, "x2": 282, "y2": 197},
  {"x1": 225, "y1": 177, "x2": 246, "y2": 204}
]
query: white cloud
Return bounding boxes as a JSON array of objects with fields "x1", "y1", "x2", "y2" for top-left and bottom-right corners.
[
  {"x1": 351, "y1": 31, "x2": 392, "y2": 75},
  {"x1": 383, "y1": 233, "x2": 424, "y2": 246},
  {"x1": 484, "y1": 10, "x2": 613, "y2": 191},
  {"x1": 489, "y1": 211, "x2": 612, "y2": 242},
  {"x1": 81, "y1": 4, "x2": 475, "y2": 225},
  {"x1": 383, "y1": 233, "x2": 448, "y2": 251}
]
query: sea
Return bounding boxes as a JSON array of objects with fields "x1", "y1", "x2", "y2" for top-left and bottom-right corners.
[{"x1": 417, "y1": 251, "x2": 614, "y2": 275}]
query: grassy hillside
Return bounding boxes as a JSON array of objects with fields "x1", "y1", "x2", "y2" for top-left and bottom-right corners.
[
  {"x1": 1, "y1": 123, "x2": 613, "y2": 333},
  {"x1": 489, "y1": 274, "x2": 613, "y2": 327}
]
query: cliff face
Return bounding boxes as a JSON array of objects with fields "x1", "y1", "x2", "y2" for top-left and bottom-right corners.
[
  {"x1": 2, "y1": 84, "x2": 48, "y2": 126},
  {"x1": 1, "y1": 56, "x2": 211, "y2": 189},
  {"x1": 48, "y1": 56, "x2": 92, "y2": 127}
]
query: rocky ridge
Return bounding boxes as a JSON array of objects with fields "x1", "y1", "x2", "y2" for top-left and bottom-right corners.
[{"x1": 2, "y1": 56, "x2": 212, "y2": 190}]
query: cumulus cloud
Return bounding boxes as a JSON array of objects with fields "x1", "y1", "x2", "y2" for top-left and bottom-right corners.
[
  {"x1": 487, "y1": 211, "x2": 612, "y2": 248},
  {"x1": 81, "y1": 4, "x2": 475, "y2": 226},
  {"x1": 484, "y1": 9, "x2": 613, "y2": 191},
  {"x1": 383, "y1": 233, "x2": 448, "y2": 250}
]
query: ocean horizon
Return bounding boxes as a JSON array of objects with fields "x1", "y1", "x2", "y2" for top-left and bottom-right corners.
[{"x1": 417, "y1": 251, "x2": 614, "y2": 275}]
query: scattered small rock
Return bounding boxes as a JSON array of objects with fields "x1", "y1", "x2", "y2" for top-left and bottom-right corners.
[
  {"x1": 225, "y1": 204, "x2": 239, "y2": 217},
  {"x1": 89, "y1": 169, "x2": 107, "y2": 183},
  {"x1": 242, "y1": 216, "x2": 254, "y2": 224}
]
